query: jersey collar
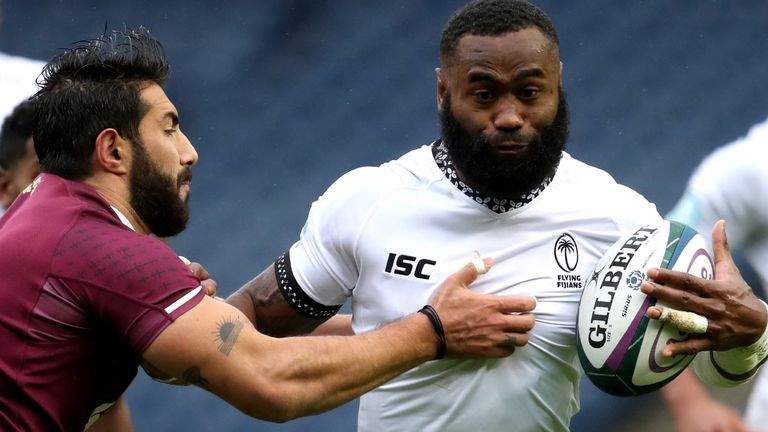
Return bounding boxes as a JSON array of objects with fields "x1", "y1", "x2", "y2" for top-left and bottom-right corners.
[
  {"x1": 431, "y1": 140, "x2": 552, "y2": 214},
  {"x1": 110, "y1": 206, "x2": 136, "y2": 231}
]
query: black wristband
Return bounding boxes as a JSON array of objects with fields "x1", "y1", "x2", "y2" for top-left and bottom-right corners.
[{"x1": 418, "y1": 305, "x2": 446, "y2": 359}]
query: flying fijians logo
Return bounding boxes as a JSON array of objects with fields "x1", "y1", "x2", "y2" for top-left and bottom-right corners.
[
  {"x1": 555, "y1": 233, "x2": 579, "y2": 272},
  {"x1": 555, "y1": 233, "x2": 582, "y2": 289}
]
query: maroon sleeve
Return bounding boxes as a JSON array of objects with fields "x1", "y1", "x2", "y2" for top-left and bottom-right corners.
[{"x1": 52, "y1": 220, "x2": 205, "y2": 353}]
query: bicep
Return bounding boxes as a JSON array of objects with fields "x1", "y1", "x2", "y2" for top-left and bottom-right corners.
[{"x1": 227, "y1": 262, "x2": 335, "y2": 337}]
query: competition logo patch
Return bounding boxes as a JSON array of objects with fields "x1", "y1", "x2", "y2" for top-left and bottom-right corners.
[
  {"x1": 625, "y1": 270, "x2": 646, "y2": 290},
  {"x1": 555, "y1": 233, "x2": 582, "y2": 289}
]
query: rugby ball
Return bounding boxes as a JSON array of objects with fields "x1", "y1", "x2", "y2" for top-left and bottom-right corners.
[{"x1": 576, "y1": 220, "x2": 713, "y2": 396}]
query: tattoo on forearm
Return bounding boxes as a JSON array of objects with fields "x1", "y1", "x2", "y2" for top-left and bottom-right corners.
[
  {"x1": 215, "y1": 317, "x2": 244, "y2": 355},
  {"x1": 181, "y1": 367, "x2": 209, "y2": 389}
]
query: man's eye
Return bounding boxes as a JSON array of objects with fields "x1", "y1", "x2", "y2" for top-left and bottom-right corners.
[
  {"x1": 475, "y1": 90, "x2": 494, "y2": 102},
  {"x1": 520, "y1": 88, "x2": 539, "y2": 99}
]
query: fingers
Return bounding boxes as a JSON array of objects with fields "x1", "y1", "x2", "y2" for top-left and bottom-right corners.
[
  {"x1": 645, "y1": 303, "x2": 710, "y2": 356},
  {"x1": 179, "y1": 256, "x2": 217, "y2": 297},
  {"x1": 654, "y1": 305, "x2": 708, "y2": 333},
  {"x1": 499, "y1": 294, "x2": 537, "y2": 314},
  {"x1": 437, "y1": 292, "x2": 536, "y2": 358},
  {"x1": 643, "y1": 268, "x2": 708, "y2": 297},
  {"x1": 187, "y1": 262, "x2": 211, "y2": 280},
  {"x1": 490, "y1": 310, "x2": 536, "y2": 353},
  {"x1": 201, "y1": 278, "x2": 218, "y2": 297},
  {"x1": 711, "y1": 220, "x2": 733, "y2": 270},
  {"x1": 432, "y1": 257, "x2": 539, "y2": 358},
  {"x1": 494, "y1": 333, "x2": 530, "y2": 352},
  {"x1": 659, "y1": 336, "x2": 711, "y2": 357},
  {"x1": 502, "y1": 317, "x2": 535, "y2": 341}
]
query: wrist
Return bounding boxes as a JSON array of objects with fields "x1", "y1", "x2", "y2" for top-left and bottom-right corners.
[
  {"x1": 417, "y1": 305, "x2": 446, "y2": 359},
  {"x1": 704, "y1": 300, "x2": 768, "y2": 384}
]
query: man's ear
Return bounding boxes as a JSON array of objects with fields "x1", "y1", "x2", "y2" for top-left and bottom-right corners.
[
  {"x1": 93, "y1": 128, "x2": 129, "y2": 175},
  {"x1": 436, "y1": 67, "x2": 447, "y2": 112},
  {"x1": 0, "y1": 168, "x2": 15, "y2": 209}
]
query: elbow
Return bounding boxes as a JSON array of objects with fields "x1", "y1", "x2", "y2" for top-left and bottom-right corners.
[{"x1": 240, "y1": 386, "x2": 307, "y2": 423}]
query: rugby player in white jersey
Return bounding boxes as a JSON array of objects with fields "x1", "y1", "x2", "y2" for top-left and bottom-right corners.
[
  {"x1": 662, "y1": 117, "x2": 768, "y2": 432},
  {"x1": 228, "y1": 1, "x2": 768, "y2": 430}
]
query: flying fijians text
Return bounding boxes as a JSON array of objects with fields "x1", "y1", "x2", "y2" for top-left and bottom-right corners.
[{"x1": 557, "y1": 274, "x2": 582, "y2": 288}]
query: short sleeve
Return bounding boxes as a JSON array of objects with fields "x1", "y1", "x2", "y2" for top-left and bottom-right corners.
[
  {"x1": 289, "y1": 167, "x2": 391, "y2": 306},
  {"x1": 52, "y1": 224, "x2": 204, "y2": 354}
]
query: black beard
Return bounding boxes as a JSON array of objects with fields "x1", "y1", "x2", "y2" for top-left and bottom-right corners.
[
  {"x1": 440, "y1": 88, "x2": 569, "y2": 198},
  {"x1": 129, "y1": 141, "x2": 190, "y2": 238}
]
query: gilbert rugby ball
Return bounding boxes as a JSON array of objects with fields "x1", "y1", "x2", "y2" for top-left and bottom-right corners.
[{"x1": 576, "y1": 220, "x2": 713, "y2": 396}]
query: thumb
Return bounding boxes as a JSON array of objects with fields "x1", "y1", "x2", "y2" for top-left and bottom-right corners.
[
  {"x1": 711, "y1": 219, "x2": 736, "y2": 280},
  {"x1": 451, "y1": 257, "x2": 494, "y2": 290}
]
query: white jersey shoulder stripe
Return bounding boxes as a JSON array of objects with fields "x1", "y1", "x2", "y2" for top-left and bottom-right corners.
[{"x1": 165, "y1": 286, "x2": 203, "y2": 314}]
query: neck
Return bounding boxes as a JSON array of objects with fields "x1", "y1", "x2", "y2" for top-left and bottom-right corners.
[{"x1": 83, "y1": 177, "x2": 151, "y2": 235}]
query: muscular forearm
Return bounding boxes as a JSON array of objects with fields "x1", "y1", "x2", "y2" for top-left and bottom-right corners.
[
  {"x1": 145, "y1": 297, "x2": 438, "y2": 423},
  {"x1": 227, "y1": 313, "x2": 436, "y2": 421},
  {"x1": 227, "y1": 264, "x2": 327, "y2": 336}
]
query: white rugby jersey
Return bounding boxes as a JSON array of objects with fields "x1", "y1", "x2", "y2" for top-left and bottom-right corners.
[
  {"x1": 287, "y1": 143, "x2": 660, "y2": 431},
  {"x1": 667, "y1": 118, "x2": 768, "y2": 430}
]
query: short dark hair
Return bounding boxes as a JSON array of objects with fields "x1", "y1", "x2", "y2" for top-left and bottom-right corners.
[
  {"x1": 32, "y1": 26, "x2": 170, "y2": 180},
  {"x1": 0, "y1": 100, "x2": 34, "y2": 171},
  {"x1": 440, "y1": 0, "x2": 559, "y2": 61}
]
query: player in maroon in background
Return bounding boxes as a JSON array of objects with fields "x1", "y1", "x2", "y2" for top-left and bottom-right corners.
[{"x1": 0, "y1": 27, "x2": 539, "y2": 431}]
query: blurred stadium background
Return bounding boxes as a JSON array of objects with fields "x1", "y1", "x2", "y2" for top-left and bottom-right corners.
[{"x1": 2, "y1": 1, "x2": 767, "y2": 430}]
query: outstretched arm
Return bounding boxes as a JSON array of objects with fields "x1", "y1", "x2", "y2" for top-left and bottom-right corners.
[{"x1": 144, "y1": 259, "x2": 537, "y2": 422}]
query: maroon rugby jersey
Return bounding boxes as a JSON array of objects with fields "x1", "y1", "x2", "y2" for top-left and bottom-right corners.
[{"x1": 0, "y1": 174, "x2": 205, "y2": 431}]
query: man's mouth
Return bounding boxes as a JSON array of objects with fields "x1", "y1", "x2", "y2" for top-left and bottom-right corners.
[{"x1": 488, "y1": 141, "x2": 528, "y2": 155}]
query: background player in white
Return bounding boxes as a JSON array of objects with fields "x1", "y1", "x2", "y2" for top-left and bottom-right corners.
[
  {"x1": 227, "y1": 1, "x2": 768, "y2": 430},
  {"x1": 662, "y1": 117, "x2": 768, "y2": 432}
]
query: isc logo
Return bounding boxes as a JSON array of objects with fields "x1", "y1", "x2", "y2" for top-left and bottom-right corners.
[{"x1": 384, "y1": 253, "x2": 436, "y2": 280}]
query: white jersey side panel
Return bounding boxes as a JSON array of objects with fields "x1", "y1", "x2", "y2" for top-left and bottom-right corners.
[{"x1": 291, "y1": 146, "x2": 661, "y2": 431}]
